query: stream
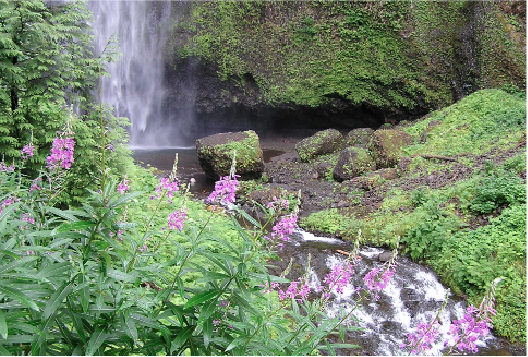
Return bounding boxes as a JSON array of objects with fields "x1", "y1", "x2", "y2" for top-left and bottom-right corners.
[{"x1": 132, "y1": 147, "x2": 521, "y2": 356}]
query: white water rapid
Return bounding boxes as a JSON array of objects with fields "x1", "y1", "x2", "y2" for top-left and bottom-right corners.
[
  {"x1": 280, "y1": 229, "x2": 503, "y2": 356},
  {"x1": 91, "y1": 1, "x2": 189, "y2": 148}
]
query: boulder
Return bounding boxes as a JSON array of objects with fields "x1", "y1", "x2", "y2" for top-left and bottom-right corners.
[
  {"x1": 333, "y1": 146, "x2": 376, "y2": 182},
  {"x1": 369, "y1": 130, "x2": 413, "y2": 168},
  {"x1": 196, "y1": 130, "x2": 264, "y2": 180},
  {"x1": 345, "y1": 128, "x2": 374, "y2": 148},
  {"x1": 295, "y1": 129, "x2": 343, "y2": 163}
]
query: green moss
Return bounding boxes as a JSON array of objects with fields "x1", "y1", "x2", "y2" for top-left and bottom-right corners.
[
  {"x1": 401, "y1": 89, "x2": 526, "y2": 157},
  {"x1": 173, "y1": 1, "x2": 524, "y2": 113}
]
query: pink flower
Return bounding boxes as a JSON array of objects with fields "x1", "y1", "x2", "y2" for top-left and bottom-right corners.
[
  {"x1": 46, "y1": 136, "x2": 75, "y2": 170},
  {"x1": 402, "y1": 321, "x2": 441, "y2": 355},
  {"x1": 324, "y1": 262, "x2": 355, "y2": 295},
  {"x1": 21, "y1": 143, "x2": 35, "y2": 160},
  {"x1": 168, "y1": 210, "x2": 186, "y2": 231},
  {"x1": 117, "y1": 178, "x2": 130, "y2": 194},
  {"x1": 29, "y1": 178, "x2": 41, "y2": 193},
  {"x1": 206, "y1": 175, "x2": 240, "y2": 205},
  {"x1": 154, "y1": 178, "x2": 179, "y2": 202},
  {"x1": 264, "y1": 214, "x2": 298, "y2": 247}
]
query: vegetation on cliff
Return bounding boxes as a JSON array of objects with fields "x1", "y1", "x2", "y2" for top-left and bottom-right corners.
[{"x1": 173, "y1": 1, "x2": 525, "y2": 117}]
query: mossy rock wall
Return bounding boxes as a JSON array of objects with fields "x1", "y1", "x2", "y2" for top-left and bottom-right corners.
[{"x1": 167, "y1": 1, "x2": 525, "y2": 129}]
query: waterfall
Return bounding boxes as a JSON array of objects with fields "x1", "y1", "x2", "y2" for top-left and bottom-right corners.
[{"x1": 90, "y1": 1, "x2": 187, "y2": 148}]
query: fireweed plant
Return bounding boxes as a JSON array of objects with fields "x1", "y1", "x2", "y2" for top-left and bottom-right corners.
[{"x1": 0, "y1": 122, "x2": 503, "y2": 355}]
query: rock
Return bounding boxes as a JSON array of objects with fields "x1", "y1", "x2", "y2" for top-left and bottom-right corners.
[
  {"x1": 196, "y1": 130, "x2": 264, "y2": 180},
  {"x1": 295, "y1": 129, "x2": 343, "y2": 163},
  {"x1": 378, "y1": 251, "x2": 393, "y2": 262},
  {"x1": 397, "y1": 156, "x2": 412, "y2": 173},
  {"x1": 369, "y1": 129, "x2": 414, "y2": 168},
  {"x1": 269, "y1": 152, "x2": 301, "y2": 164},
  {"x1": 333, "y1": 146, "x2": 376, "y2": 182},
  {"x1": 316, "y1": 162, "x2": 334, "y2": 179},
  {"x1": 345, "y1": 128, "x2": 374, "y2": 148}
]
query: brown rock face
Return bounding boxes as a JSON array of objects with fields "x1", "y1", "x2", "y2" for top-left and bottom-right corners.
[
  {"x1": 196, "y1": 130, "x2": 264, "y2": 180},
  {"x1": 369, "y1": 130, "x2": 414, "y2": 168}
]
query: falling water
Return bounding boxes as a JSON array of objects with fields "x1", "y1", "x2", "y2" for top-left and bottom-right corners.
[{"x1": 90, "y1": 1, "x2": 190, "y2": 148}]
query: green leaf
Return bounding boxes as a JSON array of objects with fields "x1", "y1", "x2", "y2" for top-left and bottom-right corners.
[
  {"x1": 170, "y1": 326, "x2": 194, "y2": 354},
  {"x1": 0, "y1": 286, "x2": 39, "y2": 311},
  {"x1": 0, "y1": 256, "x2": 38, "y2": 275},
  {"x1": 184, "y1": 289, "x2": 219, "y2": 309},
  {"x1": 225, "y1": 336, "x2": 249, "y2": 352},
  {"x1": 123, "y1": 314, "x2": 137, "y2": 345},
  {"x1": 197, "y1": 298, "x2": 218, "y2": 327},
  {"x1": 108, "y1": 191, "x2": 143, "y2": 207},
  {"x1": 43, "y1": 282, "x2": 72, "y2": 320},
  {"x1": 56, "y1": 221, "x2": 96, "y2": 233},
  {"x1": 35, "y1": 262, "x2": 71, "y2": 280},
  {"x1": 203, "y1": 318, "x2": 212, "y2": 348},
  {"x1": 0, "y1": 310, "x2": 7, "y2": 339},
  {"x1": 86, "y1": 327, "x2": 107, "y2": 356}
]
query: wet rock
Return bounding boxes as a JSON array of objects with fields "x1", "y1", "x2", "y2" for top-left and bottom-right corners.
[
  {"x1": 369, "y1": 129, "x2": 414, "y2": 168},
  {"x1": 378, "y1": 251, "x2": 393, "y2": 262},
  {"x1": 295, "y1": 129, "x2": 343, "y2": 163},
  {"x1": 196, "y1": 130, "x2": 264, "y2": 180},
  {"x1": 333, "y1": 146, "x2": 376, "y2": 182},
  {"x1": 345, "y1": 128, "x2": 374, "y2": 148}
]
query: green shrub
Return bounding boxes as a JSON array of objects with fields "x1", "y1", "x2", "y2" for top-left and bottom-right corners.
[{"x1": 469, "y1": 175, "x2": 525, "y2": 214}]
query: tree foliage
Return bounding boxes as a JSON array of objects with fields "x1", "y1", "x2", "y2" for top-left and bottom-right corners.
[{"x1": 0, "y1": 0, "x2": 131, "y2": 205}]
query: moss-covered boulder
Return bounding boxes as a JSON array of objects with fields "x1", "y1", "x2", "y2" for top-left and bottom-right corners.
[
  {"x1": 369, "y1": 130, "x2": 414, "y2": 168},
  {"x1": 346, "y1": 128, "x2": 374, "y2": 148},
  {"x1": 333, "y1": 146, "x2": 376, "y2": 182},
  {"x1": 295, "y1": 129, "x2": 343, "y2": 163},
  {"x1": 196, "y1": 130, "x2": 264, "y2": 180}
]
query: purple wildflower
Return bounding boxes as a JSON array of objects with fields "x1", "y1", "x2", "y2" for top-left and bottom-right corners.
[
  {"x1": 46, "y1": 136, "x2": 75, "y2": 170},
  {"x1": 363, "y1": 261, "x2": 396, "y2": 293},
  {"x1": 167, "y1": 210, "x2": 186, "y2": 231},
  {"x1": 402, "y1": 321, "x2": 441, "y2": 355},
  {"x1": 264, "y1": 214, "x2": 298, "y2": 246},
  {"x1": 29, "y1": 178, "x2": 41, "y2": 193},
  {"x1": 117, "y1": 178, "x2": 130, "y2": 194},
  {"x1": 154, "y1": 177, "x2": 179, "y2": 202},
  {"x1": 22, "y1": 213, "x2": 35, "y2": 225},
  {"x1": 213, "y1": 319, "x2": 221, "y2": 327},
  {"x1": 21, "y1": 143, "x2": 35, "y2": 160},
  {"x1": 277, "y1": 280, "x2": 311, "y2": 301},
  {"x1": 206, "y1": 175, "x2": 240, "y2": 206},
  {"x1": 0, "y1": 162, "x2": 14, "y2": 172},
  {"x1": 261, "y1": 281, "x2": 279, "y2": 294},
  {"x1": 444, "y1": 306, "x2": 492, "y2": 354},
  {"x1": 323, "y1": 261, "x2": 355, "y2": 295}
]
